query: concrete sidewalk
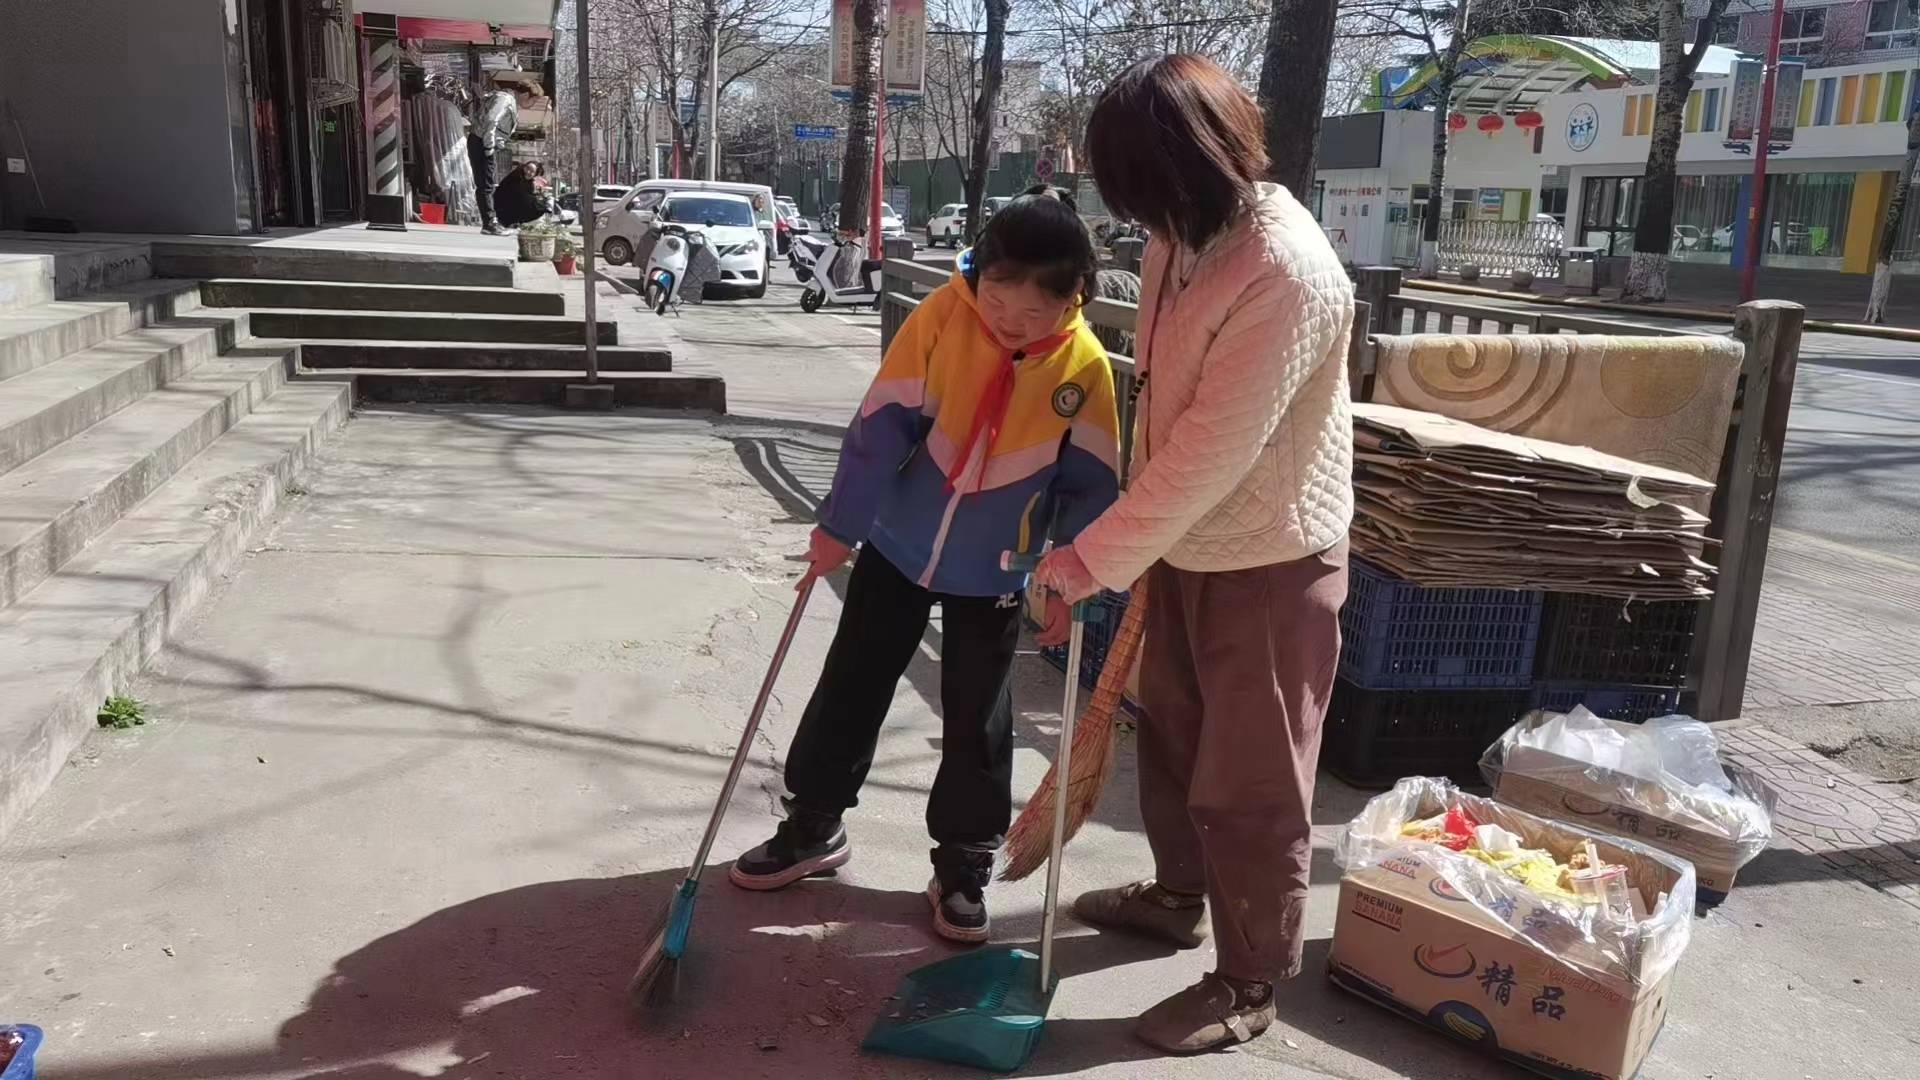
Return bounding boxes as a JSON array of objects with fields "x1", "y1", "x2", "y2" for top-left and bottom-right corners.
[{"x1": 0, "y1": 399, "x2": 1915, "y2": 1080}]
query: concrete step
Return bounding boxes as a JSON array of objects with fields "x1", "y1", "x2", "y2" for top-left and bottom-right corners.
[
  {"x1": 295, "y1": 340, "x2": 671, "y2": 372},
  {"x1": 200, "y1": 278, "x2": 565, "y2": 316},
  {"x1": 0, "y1": 280, "x2": 204, "y2": 382},
  {"x1": 0, "y1": 317, "x2": 245, "y2": 476},
  {"x1": 341, "y1": 368, "x2": 725, "y2": 411},
  {"x1": 0, "y1": 378, "x2": 350, "y2": 840},
  {"x1": 0, "y1": 349, "x2": 293, "y2": 611},
  {"x1": 0, "y1": 254, "x2": 56, "y2": 312},
  {"x1": 151, "y1": 240, "x2": 514, "y2": 288},
  {"x1": 239, "y1": 308, "x2": 616, "y2": 345}
]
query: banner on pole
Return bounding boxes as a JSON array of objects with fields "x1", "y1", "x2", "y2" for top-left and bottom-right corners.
[
  {"x1": 828, "y1": 0, "x2": 925, "y2": 97},
  {"x1": 1728, "y1": 57, "x2": 1805, "y2": 145},
  {"x1": 884, "y1": 0, "x2": 927, "y2": 96},
  {"x1": 829, "y1": 0, "x2": 857, "y2": 90}
]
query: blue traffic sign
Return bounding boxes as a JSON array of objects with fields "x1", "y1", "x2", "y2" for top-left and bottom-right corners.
[{"x1": 793, "y1": 123, "x2": 837, "y2": 140}]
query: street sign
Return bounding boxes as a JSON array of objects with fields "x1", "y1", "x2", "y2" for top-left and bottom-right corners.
[
  {"x1": 829, "y1": 90, "x2": 920, "y2": 108},
  {"x1": 1034, "y1": 157, "x2": 1055, "y2": 181},
  {"x1": 794, "y1": 123, "x2": 837, "y2": 140}
]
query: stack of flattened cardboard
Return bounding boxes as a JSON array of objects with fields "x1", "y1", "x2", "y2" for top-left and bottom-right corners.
[{"x1": 1353, "y1": 403, "x2": 1715, "y2": 600}]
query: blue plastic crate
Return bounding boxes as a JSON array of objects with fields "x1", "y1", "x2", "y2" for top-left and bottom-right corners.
[
  {"x1": 1038, "y1": 591, "x2": 1129, "y2": 692},
  {"x1": 1337, "y1": 559, "x2": 1543, "y2": 690},
  {"x1": 2, "y1": 1025, "x2": 42, "y2": 1080},
  {"x1": 1528, "y1": 682, "x2": 1680, "y2": 724}
]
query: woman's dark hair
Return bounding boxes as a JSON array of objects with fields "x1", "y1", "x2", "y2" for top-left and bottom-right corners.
[
  {"x1": 964, "y1": 184, "x2": 1097, "y2": 303},
  {"x1": 1086, "y1": 54, "x2": 1268, "y2": 248}
]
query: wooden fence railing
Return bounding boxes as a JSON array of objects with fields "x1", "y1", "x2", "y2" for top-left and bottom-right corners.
[{"x1": 871, "y1": 251, "x2": 1804, "y2": 721}]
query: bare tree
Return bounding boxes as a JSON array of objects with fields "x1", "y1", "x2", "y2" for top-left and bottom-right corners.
[
  {"x1": 837, "y1": 0, "x2": 886, "y2": 233},
  {"x1": 1869, "y1": 1, "x2": 1920, "y2": 322},
  {"x1": 965, "y1": 0, "x2": 1013, "y2": 239},
  {"x1": 1624, "y1": 0, "x2": 1729, "y2": 302},
  {"x1": 1259, "y1": 0, "x2": 1341, "y2": 196},
  {"x1": 611, "y1": 0, "x2": 818, "y2": 179}
]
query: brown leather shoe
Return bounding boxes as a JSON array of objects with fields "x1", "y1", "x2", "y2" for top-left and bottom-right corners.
[
  {"x1": 1072, "y1": 879, "x2": 1209, "y2": 948},
  {"x1": 1134, "y1": 973, "x2": 1276, "y2": 1054}
]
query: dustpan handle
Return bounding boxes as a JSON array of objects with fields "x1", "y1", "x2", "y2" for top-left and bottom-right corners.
[
  {"x1": 997, "y1": 549, "x2": 1087, "y2": 992},
  {"x1": 687, "y1": 576, "x2": 817, "y2": 881}
]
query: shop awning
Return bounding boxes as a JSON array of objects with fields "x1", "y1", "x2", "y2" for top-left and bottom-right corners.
[{"x1": 1375, "y1": 35, "x2": 1740, "y2": 115}]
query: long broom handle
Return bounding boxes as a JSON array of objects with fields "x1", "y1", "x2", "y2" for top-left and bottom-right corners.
[
  {"x1": 1039, "y1": 612, "x2": 1083, "y2": 993},
  {"x1": 686, "y1": 576, "x2": 817, "y2": 881}
]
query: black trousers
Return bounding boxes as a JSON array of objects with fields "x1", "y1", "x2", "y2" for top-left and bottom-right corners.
[
  {"x1": 467, "y1": 134, "x2": 497, "y2": 227},
  {"x1": 784, "y1": 547, "x2": 1021, "y2": 891}
]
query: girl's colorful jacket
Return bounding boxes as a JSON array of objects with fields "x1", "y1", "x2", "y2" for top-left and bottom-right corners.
[{"x1": 817, "y1": 274, "x2": 1121, "y2": 597}]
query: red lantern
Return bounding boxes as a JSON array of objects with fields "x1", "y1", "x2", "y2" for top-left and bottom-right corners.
[
  {"x1": 1477, "y1": 113, "x2": 1505, "y2": 134},
  {"x1": 1448, "y1": 111, "x2": 1469, "y2": 132},
  {"x1": 1514, "y1": 109, "x2": 1545, "y2": 131}
]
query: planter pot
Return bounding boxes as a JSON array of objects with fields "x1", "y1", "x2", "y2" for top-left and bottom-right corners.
[
  {"x1": 552, "y1": 253, "x2": 577, "y2": 275},
  {"x1": 517, "y1": 232, "x2": 556, "y2": 262}
]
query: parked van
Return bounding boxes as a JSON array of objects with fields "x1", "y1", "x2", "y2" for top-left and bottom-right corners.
[{"x1": 596, "y1": 179, "x2": 778, "y2": 297}]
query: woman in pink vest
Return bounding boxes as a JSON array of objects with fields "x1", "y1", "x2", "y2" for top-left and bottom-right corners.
[{"x1": 1034, "y1": 54, "x2": 1356, "y2": 1055}]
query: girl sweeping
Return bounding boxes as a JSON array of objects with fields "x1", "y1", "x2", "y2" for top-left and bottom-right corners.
[{"x1": 729, "y1": 188, "x2": 1120, "y2": 944}]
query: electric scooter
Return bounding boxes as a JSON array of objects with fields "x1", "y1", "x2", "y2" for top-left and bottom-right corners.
[
  {"x1": 789, "y1": 232, "x2": 831, "y2": 282},
  {"x1": 798, "y1": 239, "x2": 882, "y2": 313},
  {"x1": 644, "y1": 223, "x2": 706, "y2": 316}
]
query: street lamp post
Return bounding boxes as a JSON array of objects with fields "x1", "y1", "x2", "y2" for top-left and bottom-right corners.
[
  {"x1": 1741, "y1": 0, "x2": 1788, "y2": 303},
  {"x1": 706, "y1": 0, "x2": 721, "y2": 181}
]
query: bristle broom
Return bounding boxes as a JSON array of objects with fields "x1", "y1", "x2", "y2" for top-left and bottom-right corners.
[{"x1": 1000, "y1": 577, "x2": 1148, "y2": 882}]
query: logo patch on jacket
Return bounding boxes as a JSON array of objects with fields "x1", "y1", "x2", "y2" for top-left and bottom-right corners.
[{"x1": 1052, "y1": 383, "x2": 1086, "y2": 418}]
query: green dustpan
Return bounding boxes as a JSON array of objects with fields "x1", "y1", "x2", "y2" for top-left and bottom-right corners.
[
  {"x1": 861, "y1": 947, "x2": 1056, "y2": 1070},
  {"x1": 863, "y1": 556, "x2": 1089, "y2": 1071}
]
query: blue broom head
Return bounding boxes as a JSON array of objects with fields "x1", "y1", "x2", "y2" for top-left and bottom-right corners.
[
  {"x1": 664, "y1": 878, "x2": 700, "y2": 959},
  {"x1": 861, "y1": 947, "x2": 1056, "y2": 1072}
]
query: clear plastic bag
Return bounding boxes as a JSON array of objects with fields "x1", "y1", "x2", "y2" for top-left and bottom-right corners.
[
  {"x1": 1480, "y1": 708, "x2": 1776, "y2": 869},
  {"x1": 1336, "y1": 778, "x2": 1696, "y2": 989}
]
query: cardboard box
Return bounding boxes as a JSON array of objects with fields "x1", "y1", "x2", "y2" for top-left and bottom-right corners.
[
  {"x1": 1487, "y1": 730, "x2": 1774, "y2": 905},
  {"x1": 1329, "y1": 786, "x2": 1691, "y2": 1080}
]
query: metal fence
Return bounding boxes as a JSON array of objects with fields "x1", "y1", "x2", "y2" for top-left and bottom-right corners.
[
  {"x1": 1435, "y1": 219, "x2": 1566, "y2": 280},
  {"x1": 871, "y1": 250, "x2": 1804, "y2": 722}
]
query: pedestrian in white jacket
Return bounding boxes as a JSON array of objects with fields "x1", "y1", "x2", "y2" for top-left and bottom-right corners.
[{"x1": 1034, "y1": 53, "x2": 1356, "y2": 1055}]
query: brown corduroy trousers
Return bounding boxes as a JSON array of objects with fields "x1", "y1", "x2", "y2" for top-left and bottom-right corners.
[{"x1": 1135, "y1": 538, "x2": 1348, "y2": 982}]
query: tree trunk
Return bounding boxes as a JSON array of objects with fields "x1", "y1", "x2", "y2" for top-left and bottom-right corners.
[
  {"x1": 1256, "y1": 0, "x2": 1339, "y2": 197},
  {"x1": 1626, "y1": 0, "x2": 1722, "y2": 302},
  {"x1": 1419, "y1": 52, "x2": 1460, "y2": 275},
  {"x1": 963, "y1": 0, "x2": 1010, "y2": 243},
  {"x1": 836, "y1": 0, "x2": 885, "y2": 236},
  {"x1": 1867, "y1": 130, "x2": 1920, "y2": 322}
]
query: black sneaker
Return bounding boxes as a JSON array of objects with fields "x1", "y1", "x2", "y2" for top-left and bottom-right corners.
[
  {"x1": 728, "y1": 809, "x2": 850, "y2": 891},
  {"x1": 926, "y1": 876, "x2": 990, "y2": 944}
]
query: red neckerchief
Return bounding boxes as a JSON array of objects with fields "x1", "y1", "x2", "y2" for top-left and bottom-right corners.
[{"x1": 945, "y1": 317, "x2": 1074, "y2": 494}]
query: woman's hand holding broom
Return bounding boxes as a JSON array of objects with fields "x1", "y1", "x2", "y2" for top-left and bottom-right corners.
[{"x1": 1034, "y1": 544, "x2": 1100, "y2": 604}]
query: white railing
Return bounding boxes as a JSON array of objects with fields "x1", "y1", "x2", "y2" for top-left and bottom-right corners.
[{"x1": 1436, "y1": 219, "x2": 1565, "y2": 280}]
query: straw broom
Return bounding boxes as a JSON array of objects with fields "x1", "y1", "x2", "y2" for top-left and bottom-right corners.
[{"x1": 999, "y1": 574, "x2": 1148, "y2": 882}]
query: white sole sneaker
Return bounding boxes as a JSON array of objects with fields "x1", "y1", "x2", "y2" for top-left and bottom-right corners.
[
  {"x1": 727, "y1": 841, "x2": 851, "y2": 892},
  {"x1": 926, "y1": 879, "x2": 991, "y2": 944}
]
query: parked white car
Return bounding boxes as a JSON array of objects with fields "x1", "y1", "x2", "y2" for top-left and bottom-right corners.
[
  {"x1": 594, "y1": 184, "x2": 631, "y2": 210},
  {"x1": 653, "y1": 192, "x2": 765, "y2": 296},
  {"x1": 927, "y1": 203, "x2": 968, "y2": 247},
  {"x1": 880, "y1": 202, "x2": 907, "y2": 240},
  {"x1": 597, "y1": 178, "x2": 778, "y2": 296}
]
